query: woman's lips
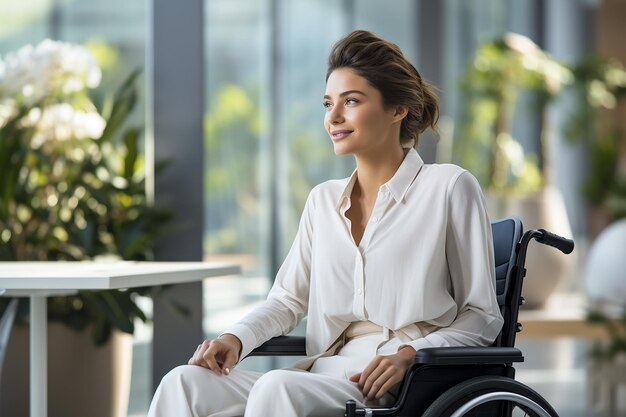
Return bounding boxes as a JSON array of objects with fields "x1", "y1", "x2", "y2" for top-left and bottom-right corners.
[{"x1": 331, "y1": 130, "x2": 353, "y2": 141}]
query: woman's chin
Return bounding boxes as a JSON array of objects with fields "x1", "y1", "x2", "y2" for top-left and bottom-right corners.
[{"x1": 332, "y1": 143, "x2": 353, "y2": 156}]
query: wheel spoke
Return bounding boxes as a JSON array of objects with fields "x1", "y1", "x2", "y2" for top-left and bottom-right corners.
[{"x1": 449, "y1": 392, "x2": 552, "y2": 417}]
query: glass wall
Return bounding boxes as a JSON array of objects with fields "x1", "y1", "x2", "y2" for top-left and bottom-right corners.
[
  {"x1": 202, "y1": 0, "x2": 420, "y2": 307},
  {"x1": 201, "y1": 2, "x2": 424, "y2": 350},
  {"x1": 204, "y1": 0, "x2": 266, "y2": 269},
  {"x1": 0, "y1": 2, "x2": 149, "y2": 415},
  {"x1": 201, "y1": 0, "x2": 552, "y2": 303},
  {"x1": 1, "y1": 1, "x2": 598, "y2": 414},
  {"x1": 442, "y1": 0, "x2": 544, "y2": 165}
]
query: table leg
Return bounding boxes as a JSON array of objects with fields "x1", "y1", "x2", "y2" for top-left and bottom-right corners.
[{"x1": 30, "y1": 295, "x2": 47, "y2": 417}]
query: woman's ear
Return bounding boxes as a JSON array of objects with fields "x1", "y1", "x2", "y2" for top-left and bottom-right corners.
[{"x1": 392, "y1": 105, "x2": 409, "y2": 123}]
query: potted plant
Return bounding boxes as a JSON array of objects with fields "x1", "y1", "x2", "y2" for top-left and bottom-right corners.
[
  {"x1": 0, "y1": 39, "x2": 173, "y2": 417},
  {"x1": 562, "y1": 56, "x2": 626, "y2": 240},
  {"x1": 453, "y1": 33, "x2": 574, "y2": 308}
]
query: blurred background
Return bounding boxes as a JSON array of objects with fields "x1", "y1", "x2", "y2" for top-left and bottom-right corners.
[{"x1": 1, "y1": 0, "x2": 626, "y2": 416}]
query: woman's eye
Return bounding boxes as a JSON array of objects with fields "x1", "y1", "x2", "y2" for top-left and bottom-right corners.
[
  {"x1": 346, "y1": 98, "x2": 358, "y2": 105},
  {"x1": 323, "y1": 101, "x2": 332, "y2": 109}
]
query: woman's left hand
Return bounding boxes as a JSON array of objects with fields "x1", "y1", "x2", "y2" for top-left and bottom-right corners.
[{"x1": 349, "y1": 346, "x2": 416, "y2": 400}]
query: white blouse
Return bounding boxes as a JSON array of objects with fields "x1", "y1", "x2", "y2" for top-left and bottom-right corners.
[{"x1": 223, "y1": 148, "x2": 504, "y2": 365}]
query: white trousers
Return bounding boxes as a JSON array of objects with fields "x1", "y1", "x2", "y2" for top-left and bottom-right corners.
[{"x1": 147, "y1": 334, "x2": 401, "y2": 417}]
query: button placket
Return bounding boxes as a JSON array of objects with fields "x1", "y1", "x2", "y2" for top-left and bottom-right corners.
[
  {"x1": 352, "y1": 250, "x2": 366, "y2": 320},
  {"x1": 339, "y1": 197, "x2": 353, "y2": 236},
  {"x1": 360, "y1": 190, "x2": 389, "y2": 249}
]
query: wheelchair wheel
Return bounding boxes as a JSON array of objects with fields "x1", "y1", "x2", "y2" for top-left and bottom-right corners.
[{"x1": 422, "y1": 376, "x2": 559, "y2": 417}]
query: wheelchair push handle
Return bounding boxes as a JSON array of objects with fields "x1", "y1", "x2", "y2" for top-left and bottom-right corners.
[{"x1": 534, "y1": 228, "x2": 574, "y2": 254}]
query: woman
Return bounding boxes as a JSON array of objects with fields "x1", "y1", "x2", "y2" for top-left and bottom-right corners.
[{"x1": 148, "y1": 29, "x2": 503, "y2": 417}]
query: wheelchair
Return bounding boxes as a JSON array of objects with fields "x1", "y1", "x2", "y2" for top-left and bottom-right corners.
[{"x1": 249, "y1": 216, "x2": 575, "y2": 417}]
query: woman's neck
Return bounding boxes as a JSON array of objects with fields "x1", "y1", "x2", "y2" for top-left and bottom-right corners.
[{"x1": 354, "y1": 146, "x2": 408, "y2": 199}]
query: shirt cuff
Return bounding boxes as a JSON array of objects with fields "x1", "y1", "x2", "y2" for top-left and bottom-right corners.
[
  {"x1": 219, "y1": 323, "x2": 258, "y2": 362},
  {"x1": 400, "y1": 333, "x2": 445, "y2": 353}
]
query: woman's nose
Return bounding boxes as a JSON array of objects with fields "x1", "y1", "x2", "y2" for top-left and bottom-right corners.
[{"x1": 328, "y1": 106, "x2": 344, "y2": 124}]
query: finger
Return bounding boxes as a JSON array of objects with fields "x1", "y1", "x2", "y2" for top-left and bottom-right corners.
[
  {"x1": 203, "y1": 344, "x2": 223, "y2": 374},
  {"x1": 188, "y1": 344, "x2": 200, "y2": 365},
  {"x1": 349, "y1": 373, "x2": 361, "y2": 383},
  {"x1": 222, "y1": 348, "x2": 238, "y2": 376},
  {"x1": 363, "y1": 361, "x2": 389, "y2": 396},
  {"x1": 363, "y1": 369, "x2": 386, "y2": 398},
  {"x1": 196, "y1": 340, "x2": 217, "y2": 372},
  {"x1": 359, "y1": 356, "x2": 382, "y2": 387},
  {"x1": 190, "y1": 343, "x2": 205, "y2": 365},
  {"x1": 366, "y1": 367, "x2": 395, "y2": 400},
  {"x1": 373, "y1": 368, "x2": 400, "y2": 399}
]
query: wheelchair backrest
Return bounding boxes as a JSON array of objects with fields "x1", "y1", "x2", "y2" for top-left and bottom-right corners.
[{"x1": 490, "y1": 216, "x2": 524, "y2": 348}]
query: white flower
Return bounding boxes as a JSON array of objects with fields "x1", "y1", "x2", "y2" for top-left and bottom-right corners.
[
  {"x1": 28, "y1": 103, "x2": 106, "y2": 148},
  {"x1": 0, "y1": 98, "x2": 17, "y2": 128},
  {"x1": 504, "y1": 32, "x2": 572, "y2": 94},
  {"x1": 0, "y1": 39, "x2": 102, "y2": 106},
  {"x1": 73, "y1": 109, "x2": 106, "y2": 139},
  {"x1": 504, "y1": 33, "x2": 541, "y2": 56},
  {"x1": 0, "y1": 39, "x2": 110, "y2": 147}
]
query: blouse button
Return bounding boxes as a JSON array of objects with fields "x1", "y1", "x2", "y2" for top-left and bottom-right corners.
[
  {"x1": 357, "y1": 288, "x2": 363, "y2": 295},
  {"x1": 371, "y1": 216, "x2": 378, "y2": 223}
]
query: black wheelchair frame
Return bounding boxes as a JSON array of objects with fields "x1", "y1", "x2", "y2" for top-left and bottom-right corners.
[{"x1": 249, "y1": 216, "x2": 575, "y2": 417}]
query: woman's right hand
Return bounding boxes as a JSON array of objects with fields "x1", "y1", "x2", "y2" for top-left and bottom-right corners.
[{"x1": 188, "y1": 333, "x2": 242, "y2": 375}]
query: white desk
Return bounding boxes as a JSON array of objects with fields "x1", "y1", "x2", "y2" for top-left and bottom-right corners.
[{"x1": 0, "y1": 261, "x2": 241, "y2": 417}]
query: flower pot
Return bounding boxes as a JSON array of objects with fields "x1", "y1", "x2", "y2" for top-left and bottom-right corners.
[
  {"x1": 584, "y1": 219, "x2": 626, "y2": 305},
  {"x1": 0, "y1": 322, "x2": 132, "y2": 417},
  {"x1": 486, "y1": 185, "x2": 575, "y2": 308}
]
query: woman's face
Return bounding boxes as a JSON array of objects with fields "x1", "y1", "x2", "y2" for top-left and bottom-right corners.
[{"x1": 324, "y1": 67, "x2": 402, "y2": 157}]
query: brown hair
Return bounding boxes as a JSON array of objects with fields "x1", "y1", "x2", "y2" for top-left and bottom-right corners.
[{"x1": 326, "y1": 30, "x2": 439, "y2": 147}]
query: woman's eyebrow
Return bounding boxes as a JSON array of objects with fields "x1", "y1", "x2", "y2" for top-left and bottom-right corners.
[{"x1": 323, "y1": 90, "x2": 367, "y2": 100}]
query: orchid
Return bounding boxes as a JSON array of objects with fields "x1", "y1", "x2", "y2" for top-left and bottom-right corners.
[
  {"x1": 0, "y1": 39, "x2": 101, "y2": 104},
  {"x1": 0, "y1": 39, "x2": 105, "y2": 147},
  {"x1": 0, "y1": 40, "x2": 174, "y2": 345}
]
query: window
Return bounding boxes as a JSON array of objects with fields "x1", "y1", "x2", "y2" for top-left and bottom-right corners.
[{"x1": 202, "y1": 0, "x2": 419, "y2": 339}]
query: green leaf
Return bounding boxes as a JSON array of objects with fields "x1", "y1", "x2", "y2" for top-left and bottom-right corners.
[
  {"x1": 0, "y1": 60, "x2": 177, "y2": 345},
  {"x1": 123, "y1": 127, "x2": 140, "y2": 179},
  {"x1": 0, "y1": 110, "x2": 33, "y2": 218},
  {"x1": 81, "y1": 291, "x2": 134, "y2": 335},
  {"x1": 99, "y1": 69, "x2": 141, "y2": 144},
  {"x1": 91, "y1": 315, "x2": 112, "y2": 347}
]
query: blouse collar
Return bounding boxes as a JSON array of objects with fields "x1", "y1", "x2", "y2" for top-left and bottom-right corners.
[{"x1": 336, "y1": 148, "x2": 425, "y2": 211}]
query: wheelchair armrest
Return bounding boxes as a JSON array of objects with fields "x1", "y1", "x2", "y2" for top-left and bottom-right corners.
[
  {"x1": 249, "y1": 336, "x2": 306, "y2": 356},
  {"x1": 414, "y1": 347, "x2": 524, "y2": 365}
]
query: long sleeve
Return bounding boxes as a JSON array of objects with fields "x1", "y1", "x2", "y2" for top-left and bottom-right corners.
[
  {"x1": 223, "y1": 150, "x2": 505, "y2": 363},
  {"x1": 402, "y1": 171, "x2": 504, "y2": 352},
  {"x1": 221, "y1": 190, "x2": 315, "y2": 361}
]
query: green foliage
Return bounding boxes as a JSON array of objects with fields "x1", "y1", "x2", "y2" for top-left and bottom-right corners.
[
  {"x1": 204, "y1": 84, "x2": 262, "y2": 255},
  {"x1": 0, "y1": 70, "x2": 174, "y2": 346},
  {"x1": 606, "y1": 181, "x2": 626, "y2": 219},
  {"x1": 203, "y1": 82, "x2": 339, "y2": 260},
  {"x1": 454, "y1": 34, "x2": 572, "y2": 195},
  {"x1": 563, "y1": 56, "x2": 626, "y2": 221}
]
